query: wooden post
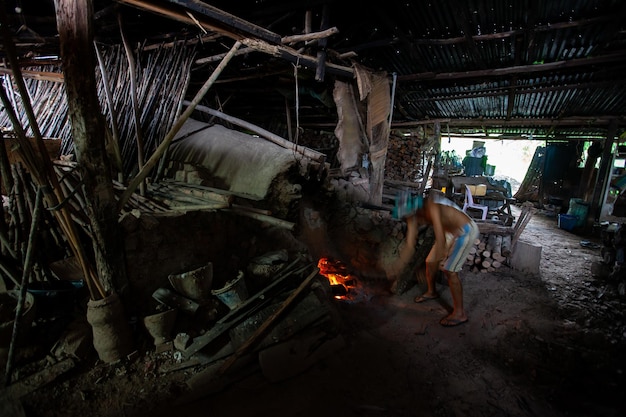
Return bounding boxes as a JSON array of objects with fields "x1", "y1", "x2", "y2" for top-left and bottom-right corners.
[
  {"x1": 1, "y1": 4, "x2": 104, "y2": 299},
  {"x1": 589, "y1": 120, "x2": 617, "y2": 222},
  {"x1": 54, "y1": 0, "x2": 127, "y2": 298}
]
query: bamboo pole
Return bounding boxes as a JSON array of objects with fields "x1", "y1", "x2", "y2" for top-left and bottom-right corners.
[
  {"x1": 0, "y1": 10, "x2": 104, "y2": 299},
  {"x1": 184, "y1": 103, "x2": 326, "y2": 163},
  {"x1": 4, "y1": 186, "x2": 43, "y2": 387},
  {"x1": 118, "y1": 13, "x2": 146, "y2": 196},
  {"x1": 94, "y1": 41, "x2": 124, "y2": 179},
  {"x1": 117, "y1": 40, "x2": 243, "y2": 213}
]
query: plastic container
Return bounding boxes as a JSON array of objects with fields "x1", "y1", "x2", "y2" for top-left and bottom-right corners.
[
  {"x1": 27, "y1": 280, "x2": 76, "y2": 319},
  {"x1": 558, "y1": 214, "x2": 578, "y2": 231},
  {"x1": 567, "y1": 198, "x2": 589, "y2": 228},
  {"x1": 484, "y1": 164, "x2": 496, "y2": 176},
  {"x1": 463, "y1": 156, "x2": 483, "y2": 176}
]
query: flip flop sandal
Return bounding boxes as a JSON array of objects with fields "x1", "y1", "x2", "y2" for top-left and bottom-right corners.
[{"x1": 414, "y1": 294, "x2": 439, "y2": 303}]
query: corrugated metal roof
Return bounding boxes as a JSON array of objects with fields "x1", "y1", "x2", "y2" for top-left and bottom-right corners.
[{"x1": 1, "y1": 0, "x2": 625, "y2": 140}]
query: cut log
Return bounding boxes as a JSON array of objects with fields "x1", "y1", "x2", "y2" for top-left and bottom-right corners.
[
  {"x1": 492, "y1": 252, "x2": 505, "y2": 263},
  {"x1": 501, "y1": 235, "x2": 512, "y2": 256},
  {"x1": 488, "y1": 234, "x2": 502, "y2": 256}
]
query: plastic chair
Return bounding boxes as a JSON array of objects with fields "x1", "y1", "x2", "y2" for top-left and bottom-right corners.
[{"x1": 462, "y1": 185, "x2": 488, "y2": 220}]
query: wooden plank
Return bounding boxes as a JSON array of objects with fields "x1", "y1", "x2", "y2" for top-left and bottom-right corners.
[
  {"x1": 477, "y1": 223, "x2": 514, "y2": 236},
  {"x1": 119, "y1": 0, "x2": 280, "y2": 43},
  {"x1": 181, "y1": 260, "x2": 310, "y2": 358},
  {"x1": 0, "y1": 68, "x2": 63, "y2": 82},
  {"x1": 160, "y1": 181, "x2": 235, "y2": 204},
  {"x1": 3, "y1": 358, "x2": 75, "y2": 399},
  {"x1": 217, "y1": 267, "x2": 320, "y2": 375},
  {"x1": 228, "y1": 291, "x2": 331, "y2": 350},
  {"x1": 166, "y1": 0, "x2": 282, "y2": 44}
]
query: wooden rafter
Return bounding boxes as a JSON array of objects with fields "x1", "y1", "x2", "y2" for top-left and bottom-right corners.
[
  {"x1": 119, "y1": 0, "x2": 281, "y2": 43},
  {"x1": 398, "y1": 51, "x2": 626, "y2": 83}
]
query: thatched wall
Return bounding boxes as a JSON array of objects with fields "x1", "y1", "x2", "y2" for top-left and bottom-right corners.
[{"x1": 0, "y1": 43, "x2": 196, "y2": 178}]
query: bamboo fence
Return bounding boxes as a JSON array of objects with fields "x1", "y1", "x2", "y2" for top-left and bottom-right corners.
[{"x1": 0, "y1": 43, "x2": 197, "y2": 180}]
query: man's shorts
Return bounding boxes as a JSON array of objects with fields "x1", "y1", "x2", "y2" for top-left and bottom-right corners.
[{"x1": 426, "y1": 221, "x2": 479, "y2": 272}]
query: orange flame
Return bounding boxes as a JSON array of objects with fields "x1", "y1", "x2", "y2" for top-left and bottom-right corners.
[{"x1": 317, "y1": 257, "x2": 355, "y2": 298}]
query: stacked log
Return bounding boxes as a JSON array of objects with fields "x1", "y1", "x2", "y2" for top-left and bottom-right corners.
[
  {"x1": 465, "y1": 233, "x2": 513, "y2": 273},
  {"x1": 465, "y1": 202, "x2": 535, "y2": 273},
  {"x1": 384, "y1": 134, "x2": 426, "y2": 182}
]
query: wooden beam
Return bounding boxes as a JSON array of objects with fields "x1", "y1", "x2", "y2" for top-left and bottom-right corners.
[
  {"x1": 119, "y1": 0, "x2": 281, "y2": 44},
  {"x1": 0, "y1": 68, "x2": 63, "y2": 82},
  {"x1": 288, "y1": 115, "x2": 626, "y2": 131},
  {"x1": 398, "y1": 51, "x2": 626, "y2": 83},
  {"x1": 55, "y1": 0, "x2": 127, "y2": 298},
  {"x1": 240, "y1": 38, "x2": 354, "y2": 79},
  {"x1": 314, "y1": 4, "x2": 330, "y2": 82},
  {"x1": 281, "y1": 26, "x2": 339, "y2": 45},
  {"x1": 342, "y1": 14, "x2": 617, "y2": 51},
  {"x1": 505, "y1": 34, "x2": 524, "y2": 120},
  {"x1": 590, "y1": 120, "x2": 618, "y2": 222},
  {"x1": 120, "y1": 0, "x2": 353, "y2": 79},
  {"x1": 449, "y1": 0, "x2": 486, "y2": 70},
  {"x1": 408, "y1": 79, "x2": 626, "y2": 102},
  {"x1": 390, "y1": 116, "x2": 625, "y2": 129},
  {"x1": 195, "y1": 27, "x2": 340, "y2": 65}
]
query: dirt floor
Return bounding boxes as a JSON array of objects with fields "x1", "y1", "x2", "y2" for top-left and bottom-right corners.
[{"x1": 4, "y1": 205, "x2": 626, "y2": 417}]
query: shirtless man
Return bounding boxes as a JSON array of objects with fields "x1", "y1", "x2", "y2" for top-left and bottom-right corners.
[{"x1": 395, "y1": 191, "x2": 479, "y2": 327}]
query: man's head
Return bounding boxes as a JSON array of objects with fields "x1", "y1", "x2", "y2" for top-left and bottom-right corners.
[{"x1": 392, "y1": 191, "x2": 424, "y2": 219}]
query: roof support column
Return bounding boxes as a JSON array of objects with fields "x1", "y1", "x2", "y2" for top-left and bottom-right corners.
[{"x1": 590, "y1": 120, "x2": 618, "y2": 223}]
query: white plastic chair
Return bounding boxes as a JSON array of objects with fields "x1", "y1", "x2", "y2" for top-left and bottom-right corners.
[{"x1": 462, "y1": 185, "x2": 488, "y2": 220}]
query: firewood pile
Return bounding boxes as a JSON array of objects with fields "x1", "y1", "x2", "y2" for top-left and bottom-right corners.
[
  {"x1": 467, "y1": 202, "x2": 536, "y2": 273},
  {"x1": 466, "y1": 233, "x2": 513, "y2": 273},
  {"x1": 384, "y1": 134, "x2": 426, "y2": 182}
]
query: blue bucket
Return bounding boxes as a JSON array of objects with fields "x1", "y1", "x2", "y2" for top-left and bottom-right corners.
[
  {"x1": 27, "y1": 280, "x2": 77, "y2": 319},
  {"x1": 558, "y1": 214, "x2": 578, "y2": 231}
]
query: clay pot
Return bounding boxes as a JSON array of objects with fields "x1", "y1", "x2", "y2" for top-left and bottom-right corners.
[
  {"x1": 143, "y1": 309, "x2": 177, "y2": 346},
  {"x1": 86, "y1": 292, "x2": 133, "y2": 363},
  {"x1": 168, "y1": 263, "x2": 213, "y2": 302},
  {"x1": 211, "y1": 270, "x2": 248, "y2": 310}
]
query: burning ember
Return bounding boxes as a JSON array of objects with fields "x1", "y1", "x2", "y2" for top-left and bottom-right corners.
[{"x1": 317, "y1": 257, "x2": 357, "y2": 299}]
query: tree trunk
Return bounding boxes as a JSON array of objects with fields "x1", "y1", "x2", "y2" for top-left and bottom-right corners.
[{"x1": 54, "y1": 0, "x2": 128, "y2": 299}]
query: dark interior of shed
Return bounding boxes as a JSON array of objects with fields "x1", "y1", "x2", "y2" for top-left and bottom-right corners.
[{"x1": 0, "y1": 2, "x2": 626, "y2": 417}]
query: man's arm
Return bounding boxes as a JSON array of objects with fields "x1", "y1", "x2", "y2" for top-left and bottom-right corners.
[
  {"x1": 426, "y1": 198, "x2": 447, "y2": 262},
  {"x1": 388, "y1": 214, "x2": 418, "y2": 277}
]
